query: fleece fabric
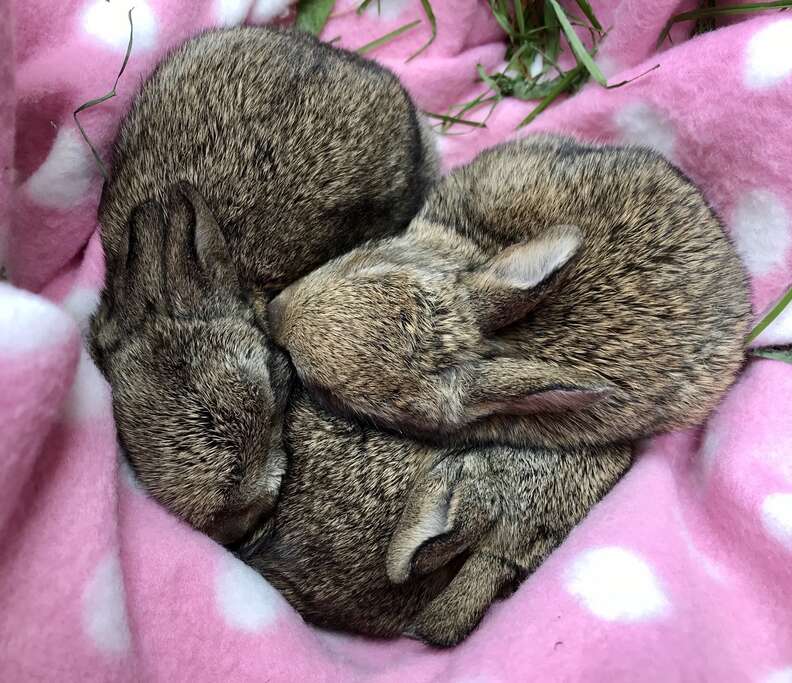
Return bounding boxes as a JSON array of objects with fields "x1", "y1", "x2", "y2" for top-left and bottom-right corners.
[{"x1": 2, "y1": 1, "x2": 791, "y2": 681}]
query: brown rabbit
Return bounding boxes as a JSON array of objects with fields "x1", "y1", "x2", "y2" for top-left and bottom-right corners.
[
  {"x1": 242, "y1": 390, "x2": 632, "y2": 647},
  {"x1": 268, "y1": 135, "x2": 752, "y2": 449},
  {"x1": 91, "y1": 26, "x2": 437, "y2": 542},
  {"x1": 99, "y1": 187, "x2": 630, "y2": 646}
]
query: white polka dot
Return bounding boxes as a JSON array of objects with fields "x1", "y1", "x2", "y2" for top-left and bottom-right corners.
[
  {"x1": 216, "y1": 0, "x2": 253, "y2": 25},
  {"x1": 565, "y1": 547, "x2": 670, "y2": 621},
  {"x1": 763, "y1": 668, "x2": 792, "y2": 683},
  {"x1": 615, "y1": 102, "x2": 675, "y2": 160},
  {"x1": 24, "y1": 127, "x2": 94, "y2": 210},
  {"x1": 81, "y1": 0, "x2": 157, "y2": 53},
  {"x1": 362, "y1": 0, "x2": 411, "y2": 21},
  {"x1": 63, "y1": 348, "x2": 111, "y2": 422},
  {"x1": 744, "y1": 20, "x2": 792, "y2": 89},
  {"x1": 731, "y1": 189, "x2": 791, "y2": 278},
  {"x1": 61, "y1": 286, "x2": 101, "y2": 335},
  {"x1": 761, "y1": 493, "x2": 792, "y2": 549},
  {"x1": 250, "y1": 0, "x2": 295, "y2": 23},
  {"x1": 0, "y1": 283, "x2": 75, "y2": 354},
  {"x1": 215, "y1": 555, "x2": 282, "y2": 632},
  {"x1": 82, "y1": 552, "x2": 132, "y2": 654},
  {"x1": 751, "y1": 293, "x2": 792, "y2": 347}
]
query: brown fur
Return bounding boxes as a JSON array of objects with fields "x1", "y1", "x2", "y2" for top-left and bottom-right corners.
[
  {"x1": 244, "y1": 391, "x2": 632, "y2": 647},
  {"x1": 90, "y1": 27, "x2": 437, "y2": 541},
  {"x1": 270, "y1": 135, "x2": 752, "y2": 449}
]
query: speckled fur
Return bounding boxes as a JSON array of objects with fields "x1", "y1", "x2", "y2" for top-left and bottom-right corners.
[
  {"x1": 100, "y1": 26, "x2": 437, "y2": 288},
  {"x1": 90, "y1": 27, "x2": 437, "y2": 541},
  {"x1": 244, "y1": 391, "x2": 632, "y2": 647},
  {"x1": 271, "y1": 135, "x2": 752, "y2": 449}
]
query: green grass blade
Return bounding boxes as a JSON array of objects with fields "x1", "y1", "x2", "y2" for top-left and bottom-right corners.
[
  {"x1": 517, "y1": 64, "x2": 584, "y2": 128},
  {"x1": 407, "y1": 0, "x2": 437, "y2": 61},
  {"x1": 295, "y1": 0, "x2": 336, "y2": 34},
  {"x1": 513, "y1": 78, "x2": 560, "y2": 100},
  {"x1": 477, "y1": 63, "x2": 505, "y2": 96},
  {"x1": 605, "y1": 62, "x2": 660, "y2": 89},
  {"x1": 423, "y1": 111, "x2": 487, "y2": 128},
  {"x1": 445, "y1": 92, "x2": 500, "y2": 131},
  {"x1": 356, "y1": 0, "x2": 374, "y2": 14},
  {"x1": 750, "y1": 347, "x2": 792, "y2": 363},
  {"x1": 573, "y1": 0, "x2": 602, "y2": 30},
  {"x1": 512, "y1": 0, "x2": 526, "y2": 35},
  {"x1": 747, "y1": 283, "x2": 792, "y2": 343},
  {"x1": 73, "y1": 7, "x2": 134, "y2": 180},
  {"x1": 547, "y1": 0, "x2": 606, "y2": 86},
  {"x1": 488, "y1": 0, "x2": 516, "y2": 38},
  {"x1": 358, "y1": 20, "x2": 421, "y2": 54},
  {"x1": 544, "y1": 0, "x2": 561, "y2": 62},
  {"x1": 657, "y1": 1, "x2": 792, "y2": 47}
]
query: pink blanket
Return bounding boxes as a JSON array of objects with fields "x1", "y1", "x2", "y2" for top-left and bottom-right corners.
[{"x1": 2, "y1": 0, "x2": 792, "y2": 680}]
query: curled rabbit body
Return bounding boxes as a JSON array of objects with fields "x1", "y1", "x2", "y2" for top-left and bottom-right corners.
[
  {"x1": 243, "y1": 392, "x2": 631, "y2": 647},
  {"x1": 90, "y1": 27, "x2": 437, "y2": 542},
  {"x1": 269, "y1": 135, "x2": 752, "y2": 449}
]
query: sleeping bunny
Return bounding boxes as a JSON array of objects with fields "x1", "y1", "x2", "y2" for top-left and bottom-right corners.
[
  {"x1": 104, "y1": 185, "x2": 632, "y2": 647},
  {"x1": 268, "y1": 135, "x2": 752, "y2": 449},
  {"x1": 243, "y1": 390, "x2": 632, "y2": 647},
  {"x1": 90, "y1": 27, "x2": 437, "y2": 543}
]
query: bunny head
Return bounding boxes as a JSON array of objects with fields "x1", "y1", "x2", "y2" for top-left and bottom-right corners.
[
  {"x1": 268, "y1": 220, "x2": 611, "y2": 435},
  {"x1": 90, "y1": 183, "x2": 293, "y2": 545}
]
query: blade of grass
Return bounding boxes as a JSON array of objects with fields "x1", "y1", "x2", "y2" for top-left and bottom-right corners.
[
  {"x1": 657, "y1": 1, "x2": 792, "y2": 47},
  {"x1": 544, "y1": 1, "x2": 561, "y2": 62},
  {"x1": 513, "y1": 77, "x2": 563, "y2": 100},
  {"x1": 73, "y1": 7, "x2": 134, "y2": 180},
  {"x1": 423, "y1": 111, "x2": 487, "y2": 128},
  {"x1": 547, "y1": 0, "x2": 606, "y2": 86},
  {"x1": 477, "y1": 63, "x2": 506, "y2": 96},
  {"x1": 605, "y1": 62, "x2": 660, "y2": 89},
  {"x1": 356, "y1": 0, "x2": 374, "y2": 13},
  {"x1": 407, "y1": 0, "x2": 437, "y2": 61},
  {"x1": 517, "y1": 63, "x2": 584, "y2": 128},
  {"x1": 357, "y1": 20, "x2": 421, "y2": 54},
  {"x1": 488, "y1": 0, "x2": 516, "y2": 39},
  {"x1": 512, "y1": 0, "x2": 526, "y2": 36},
  {"x1": 295, "y1": 0, "x2": 336, "y2": 34},
  {"x1": 750, "y1": 347, "x2": 792, "y2": 363},
  {"x1": 746, "y1": 283, "x2": 792, "y2": 343},
  {"x1": 443, "y1": 92, "x2": 500, "y2": 132},
  {"x1": 573, "y1": 0, "x2": 602, "y2": 30}
]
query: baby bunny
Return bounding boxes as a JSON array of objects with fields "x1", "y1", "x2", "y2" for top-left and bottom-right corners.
[
  {"x1": 269, "y1": 135, "x2": 752, "y2": 449},
  {"x1": 243, "y1": 391, "x2": 632, "y2": 647},
  {"x1": 91, "y1": 26, "x2": 437, "y2": 542},
  {"x1": 92, "y1": 184, "x2": 291, "y2": 544}
]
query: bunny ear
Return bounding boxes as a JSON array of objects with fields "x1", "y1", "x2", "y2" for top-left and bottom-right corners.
[
  {"x1": 123, "y1": 200, "x2": 168, "y2": 318},
  {"x1": 165, "y1": 182, "x2": 238, "y2": 292},
  {"x1": 462, "y1": 357, "x2": 613, "y2": 420},
  {"x1": 387, "y1": 458, "x2": 496, "y2": 585},
  {"x1": 465, "y1": 225, "x2": 583, "y2": 333},
  {"x1": 387, "y1": 466, "x2": 455, "y2": 585}
]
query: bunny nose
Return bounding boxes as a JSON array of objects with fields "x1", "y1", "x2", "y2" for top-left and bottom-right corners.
[{"x1": 268, "y1": 288, "x2": 293, "y2": 343}]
